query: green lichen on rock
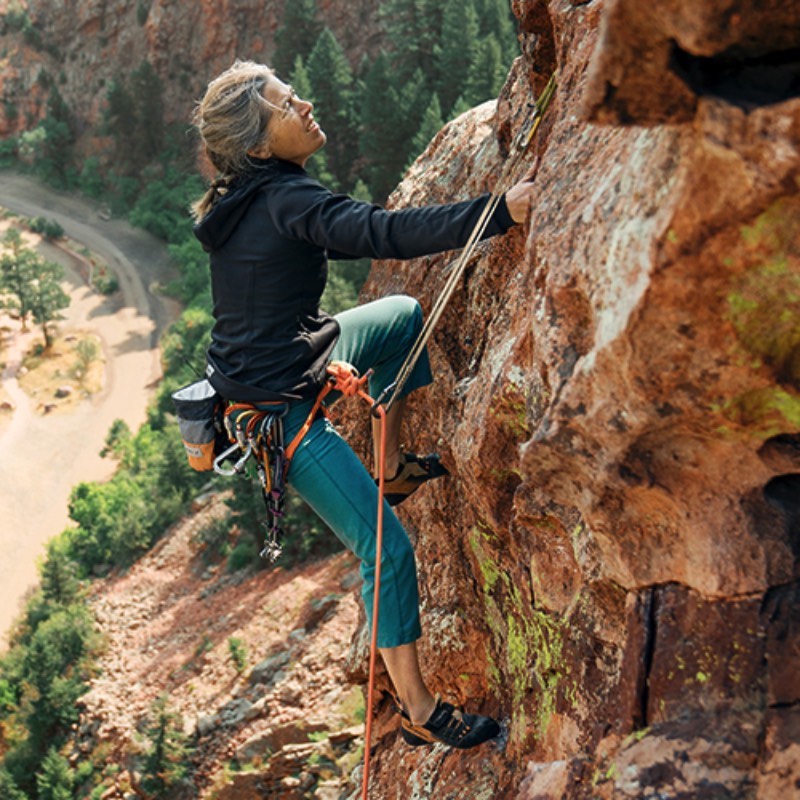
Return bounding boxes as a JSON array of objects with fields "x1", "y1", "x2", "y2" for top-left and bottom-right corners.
[
  {"x1": 489, "y1": 381, "x2": 532, "y2": 441},
  {"x1": 468, "y1": 525, "x2": 503, "y2": 592},
  {"x1": 727, "y1": 198, "x2": 800, "y2": 386},
  {"x1": 723, "y1": 197, "x2": 800, "y2": 432},
  {"x1": 469, "y1": 524, "x2": 577, "y2": 748},
  {"x1": 720, "y1": 386, "x2": 800, "y2": 435},
  {"x1": 506, "y1": 601, "x2": 574, "y2": 740}
]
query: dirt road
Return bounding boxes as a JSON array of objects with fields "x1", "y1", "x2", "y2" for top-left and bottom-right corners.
[{"x1": 0, "y1": 172, "x2": 181, "y2": 646}]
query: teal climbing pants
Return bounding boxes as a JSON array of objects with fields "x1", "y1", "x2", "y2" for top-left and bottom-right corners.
[{"x1": 282, "y1": 295, "x2": 432, "y2": 648}]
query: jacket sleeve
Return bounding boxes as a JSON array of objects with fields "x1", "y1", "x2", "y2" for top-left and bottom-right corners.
[{"x1": 267, "y1": 176, "x2": 517, "y2": 260}]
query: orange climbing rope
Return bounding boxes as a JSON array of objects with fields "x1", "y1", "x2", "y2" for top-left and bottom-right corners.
[
  {"x1": 360, "y1": 387, "x2": 386, "y2": 800},
  {"x1": 323, "y1": 362, "x2": 387, "y2": 800},
  {"x1": 374, "y1": 70, "x2": 558, "y2": 414}
]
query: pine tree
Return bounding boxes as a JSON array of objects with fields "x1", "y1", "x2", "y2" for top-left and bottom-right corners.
[
  {"x1": 38, "y1": 89, "x2": 75, "y2": 187},
  {"x1": 289, "y1": 54, "x2": 313, "y2": 100},
  {"x1": 450, "y1": 95, "x2": 473, "y2": 119},
  {"x1": 0, "y1": 769, "x2": 27, "y2": 800},
  {"x1": 436, "y1": 0, "x2": 480, "y2": 117},
  {"x1": 36, "y1": 748, "x2": 73, "y2": 800},
  {"x1": 289, "y1": 55, "x2": 334, "y2": 185},
  {"x1": 306, "y1": 27, "x2": 358, "y2": 190},
  {"x1": 396, "y1": 67, "x2": 429, "y2": 160},
  {"x1": 21, "y1": 605, "x2": 97, "y2": 752},
  {"x1": 360, "y1": 53, "x2": 430, "y2": 200},
  {"x1": 40, "y1": 539, "x2": 81, "y2": 607},
  {"x1": 380, "y1": 0, "x2": 443, "y2": 86},
  {"x1": 130, "y1": 61, "x2": 164, "y2": 168},
  {"x1": 359, "y1": 51, "x2": 405, "y2": 201},
  {"x1": 475, "y1": 0, "x2": 519, "y2": 63},
  {"x1": 463, "y1": 35, "x2": 505, "y2": 106},
  {"x1": 409, "y1": 92, "x2": 444, "y2": 166},
  {"x1": 105, "y1": 77, "x2": 136, "y2": 170},
  {"x1": 104, "y1": 63, "x2": 164, "y2": 177},
  {"x1": 272, "y1": 0, "x2": 323, "y2": 77},
  {"x1": 141, "y1": 694, "x2": 192, "y2": 796}
]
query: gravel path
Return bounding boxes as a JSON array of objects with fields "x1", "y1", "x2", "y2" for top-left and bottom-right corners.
[{"x1": 0, "y1": 172, "x2": 182, "y2": 646}]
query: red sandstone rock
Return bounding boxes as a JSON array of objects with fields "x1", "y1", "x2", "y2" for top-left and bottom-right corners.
[
  {"x1": 0, "y1": 0, "x2": 381, "y2": 141},
  {"x1": 356, "y1": 0, "x2": 800, "y2": 796}
]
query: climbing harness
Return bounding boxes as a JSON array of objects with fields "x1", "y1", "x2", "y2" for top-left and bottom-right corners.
[
  {"x1": 211, "y1": 363, "x2": 346, "y2": 561},
  {"x1": 374, "y1": 70, "x2": 558, "y2": 414}
]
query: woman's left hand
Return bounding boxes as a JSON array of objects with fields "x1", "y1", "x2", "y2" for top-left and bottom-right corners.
[{"x1": 504, "y1": 178, "x2": 536, "y2": 224}]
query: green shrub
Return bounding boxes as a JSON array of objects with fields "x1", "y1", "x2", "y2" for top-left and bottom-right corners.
[
  {"x1": 228, "y1": 638, "x2": 248, "y2": 673},
  {"x1": 27, "y1": 216, "x2": 64, "y2": 240},
  {"x1": 139, "y1": 694, "x2": 193, "y2": 797},
  {"x1": 36, "y1": 748, "x2": 74, "y2": 800},
  {"x1": 0, "y1": 136, "x2": 18, "y2": 166},
  {"x1": 78, "y1": 157, "x2": 106, "y2": 199},
  {"x1": 92, "y1": 267, "x2": 119, "y2": 295}
]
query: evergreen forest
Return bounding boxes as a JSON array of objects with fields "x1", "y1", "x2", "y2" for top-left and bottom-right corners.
[{"x1": 0, "y1": 2, "x2": 519, "y2": 796}]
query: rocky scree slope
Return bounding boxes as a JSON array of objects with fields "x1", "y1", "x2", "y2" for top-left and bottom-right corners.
[{"x1": 78, "y1": 494, "x2": 367, "y2": 799}]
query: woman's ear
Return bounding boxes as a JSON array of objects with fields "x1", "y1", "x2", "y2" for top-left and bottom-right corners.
[{"x1": 247, "y1": 144, "x2": 271, "y2": 159}]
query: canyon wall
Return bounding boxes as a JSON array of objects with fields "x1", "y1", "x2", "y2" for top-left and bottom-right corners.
[
  {"x1": 354, "y1": 0, "x2": 800, "y2": 796},
  {"x1": 0, "y1": 0, "x2": 380, "y2": 139}
]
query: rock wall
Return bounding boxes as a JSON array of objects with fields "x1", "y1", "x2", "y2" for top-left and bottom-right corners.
[
  {"x1": 355, "y1": 0, "x2": 800, "y2": 796},
  {"x1": 0, "y1": 0, "x2": 380, "y2": 138}
]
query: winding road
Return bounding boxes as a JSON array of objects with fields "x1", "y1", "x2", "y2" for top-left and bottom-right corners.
[{"x1": 0, "y1": 172, "x2": 181, "y2": 646}]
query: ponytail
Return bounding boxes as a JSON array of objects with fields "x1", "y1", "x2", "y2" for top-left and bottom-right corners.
[{"x1": 191, "y1": 60, "x2": 276, "y2": 220}]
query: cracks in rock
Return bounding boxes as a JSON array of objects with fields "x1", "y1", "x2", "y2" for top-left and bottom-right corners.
[
  {"x1": 768, "y1": 699, "x2": 800, "y2": 710},
  {"x1": 670, "y1": 42, "x2": 800, "y2": 109},
  {"x1": 632, "y1": 585, "x2": 658, "y2": 731}
]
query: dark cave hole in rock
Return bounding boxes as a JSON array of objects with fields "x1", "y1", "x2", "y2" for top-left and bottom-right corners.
[
  {"x1": 670, "y1": 43, "x2": 800, "y2": 108},
  {"x1": 764, "y1": 474, "x2": 800, "y2": 513},
  {"x1": 764, "y1": 474, "x2": 800, "y2": 559}
]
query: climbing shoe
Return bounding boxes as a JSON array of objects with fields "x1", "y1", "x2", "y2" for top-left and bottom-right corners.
[
  {"x1": 399, "y1": 696, "x2": 500, "y2": 749},
  {"x1": 381, "y1": 452, "x2": 449, "y2": 506}
]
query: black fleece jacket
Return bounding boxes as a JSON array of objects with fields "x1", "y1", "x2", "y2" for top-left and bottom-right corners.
[{"x1": 194, "y1": 157, "x2": 517, "y2": 402}]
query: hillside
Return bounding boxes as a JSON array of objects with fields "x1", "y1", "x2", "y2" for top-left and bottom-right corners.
[
  {"x1": 0, "y1": 0, "x2": 381, "y2": 140},
  {"x1": 78, "y1": 493, "x2": 366, "y2": 798},
  {"x1": 2, "y1": 0, "x2": 799, "y2": 798}
]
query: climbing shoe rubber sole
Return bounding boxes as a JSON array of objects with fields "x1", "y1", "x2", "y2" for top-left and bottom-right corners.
[{"x1": 381, "y1": 452, "x2": 449, "y2": 506}]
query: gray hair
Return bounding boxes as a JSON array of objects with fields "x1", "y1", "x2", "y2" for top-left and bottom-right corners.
[{"x1": 192, "y1": 60, "x2": 276, "y2": 218}]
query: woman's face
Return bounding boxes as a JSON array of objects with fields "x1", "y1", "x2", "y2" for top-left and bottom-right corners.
[{"x1": 254, "y1": 77, "x2": 326, "y2": 167}]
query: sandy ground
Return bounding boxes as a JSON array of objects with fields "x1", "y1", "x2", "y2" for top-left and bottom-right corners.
[{"x1": 0, "y1": 172, "x2": 181, "y2": 647}]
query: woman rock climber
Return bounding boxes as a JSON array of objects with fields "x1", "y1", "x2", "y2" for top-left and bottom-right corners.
[{"x1": 191, "y1": 60, "x2": 535, "y2": 748}]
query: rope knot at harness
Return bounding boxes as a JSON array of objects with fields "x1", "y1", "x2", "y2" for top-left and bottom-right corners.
[{"x1": 327, "y1": 360, "x2": 370, "y2": 397}]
